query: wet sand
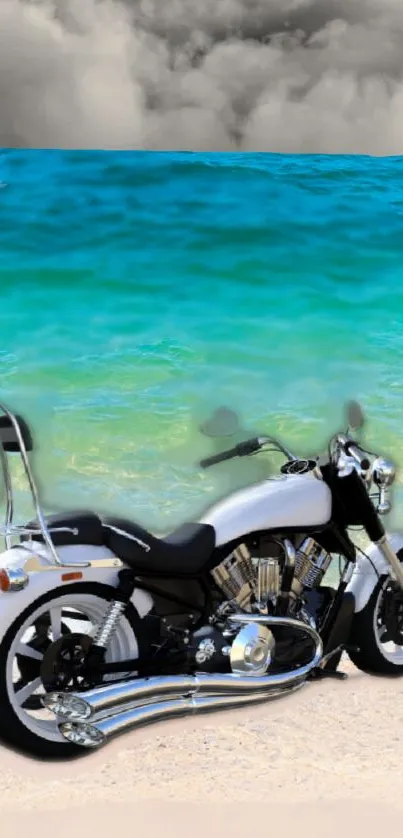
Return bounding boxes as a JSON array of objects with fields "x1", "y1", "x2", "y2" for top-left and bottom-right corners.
[{"x1": 1, "y1": 658, "x2": 402, "y2": 836}]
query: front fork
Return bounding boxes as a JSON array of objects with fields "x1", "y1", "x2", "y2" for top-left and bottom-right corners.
[
  {"x1": 336, "y1": 468, "x2": 403, "y2": 593},
  {"x1": 374, "y1": 535, "x2": 403, "y2": 591}
]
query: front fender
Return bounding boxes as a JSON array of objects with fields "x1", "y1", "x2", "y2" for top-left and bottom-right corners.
[
  {"x1": 346, "y1": 531, "x2": 403, "y2": 613},
  {"x1": 0, "y1": 543, "x2": 154, "y2": 646}
]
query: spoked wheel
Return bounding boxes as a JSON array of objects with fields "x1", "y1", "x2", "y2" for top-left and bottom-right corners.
[
  {"x1": 374, "y1": 579, "x2": 403, "y2": 665},
  {"x1": 348, "y1": 573, "x2": 403, "y2": 675},
  {"x1": 0, "y1": 583, "x2": 143, "y2": 758},
  {"x1": 14, "y1": 613, "x2": 73, "y2": 711}
]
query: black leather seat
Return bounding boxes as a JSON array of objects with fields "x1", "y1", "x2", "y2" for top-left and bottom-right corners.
[
  {"x1": 20, "y1": 510, "x2": 216, "y2": 576},
  {"x1": 102, "y1": 516, "x2": 216, "y2": 575}
]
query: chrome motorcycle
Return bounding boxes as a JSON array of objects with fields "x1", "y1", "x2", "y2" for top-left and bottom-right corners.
[{"x1": 0, "y1": 400, "x2": 400, "y2": 759}]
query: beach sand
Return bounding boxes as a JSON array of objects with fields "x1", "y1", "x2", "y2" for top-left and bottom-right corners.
[{"x1": 0, "y1": 656, "x2": 402, "y2": 836}]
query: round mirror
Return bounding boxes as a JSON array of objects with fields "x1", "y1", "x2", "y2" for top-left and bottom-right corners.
[
  {"x1": 346, "y1": 400, "x2": 365, "y2": 432},
  {"x1": 199, "y1": 406, "x2": 240, "y2": 438}
]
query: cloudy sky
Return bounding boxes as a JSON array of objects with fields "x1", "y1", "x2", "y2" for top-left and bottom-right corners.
[{"x1": 1, "y1": 0, "x2": 403, "y2": 154}]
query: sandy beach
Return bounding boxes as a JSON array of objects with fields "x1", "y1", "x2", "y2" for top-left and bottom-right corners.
[{"x1": 0, "y1": 656, "x2": 402, "y2": 837}]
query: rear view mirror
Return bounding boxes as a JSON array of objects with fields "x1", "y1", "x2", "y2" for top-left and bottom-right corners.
[
  {"x1": 346, "y1": 400, "x2": 365, "y2": 433},
  {"x1": 0, "y1": 414, "x2": 34, "y2": 453},
  {"x1": 199, "y1": 406, "x2": 241, "y2": 438}
]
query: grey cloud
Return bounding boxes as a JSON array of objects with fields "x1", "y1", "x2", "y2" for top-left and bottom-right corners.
[{"x1": 1, "y1": 0, "x2": 403, "y2": 153}]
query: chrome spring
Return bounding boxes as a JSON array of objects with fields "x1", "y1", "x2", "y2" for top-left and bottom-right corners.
[{"x1": 92, "y1": 600, "x2": 126, "y2": 649}]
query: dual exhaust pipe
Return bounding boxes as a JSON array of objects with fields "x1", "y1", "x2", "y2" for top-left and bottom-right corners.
[{"x1": 42, "y1": 615, "x2": 323, "y2": 749}]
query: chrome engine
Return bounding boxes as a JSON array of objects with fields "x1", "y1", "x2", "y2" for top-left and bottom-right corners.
[
  {"x1": 211, "y1": 535, "x2": 332, "y2": 615},
  {"x1": 211, "y1": 542, "x2": 280, "y2": 612},
  {"x1": 291, "y1": 537, "x2": 333, "y2": 601}
]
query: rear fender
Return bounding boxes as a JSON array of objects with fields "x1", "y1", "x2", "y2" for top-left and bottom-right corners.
[
  {"x1": 0, "y1": 542, "x2": 154, "y2": 645},
  {"x1": 346, "y1": 531, "x2": 403, "y2": 613}
]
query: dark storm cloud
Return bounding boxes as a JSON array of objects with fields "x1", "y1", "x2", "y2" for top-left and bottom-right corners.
[{"x1": 1, "y1": 0, "x2": 403, "y2": 154}]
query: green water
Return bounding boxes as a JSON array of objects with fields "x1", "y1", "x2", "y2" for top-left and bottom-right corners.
[{"x1": 0, "y1": 149, "x2": 402, "y2": 543}]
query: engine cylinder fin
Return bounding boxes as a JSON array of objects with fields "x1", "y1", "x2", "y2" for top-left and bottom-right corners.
[
  {"x1": 211, "y1": 541, "x2": 283, "y2": 612},
  {"x1": 293, "y1": 537, "x2": 332, "y2": 594}
]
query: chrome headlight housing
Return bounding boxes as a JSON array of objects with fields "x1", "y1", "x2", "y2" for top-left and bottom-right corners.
[
  {"x1": 372, "y1": 457, "x2": 396, "y2": 488},
  {"x1": 372, "y1": 457, "x2": 396, "y2": 515}
]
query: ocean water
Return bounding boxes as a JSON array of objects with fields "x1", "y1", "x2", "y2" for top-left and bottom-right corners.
[{"x1": 1, "y1": 149, "x2": 403, "y2": 537}]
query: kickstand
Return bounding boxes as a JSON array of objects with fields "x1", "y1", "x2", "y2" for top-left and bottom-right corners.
[
  {"x1": 309, "y1": 668, "x2": 347, "y2": 681},
  {"x1": 308, "y1": 643, "x2": 357, "y2": 682}
]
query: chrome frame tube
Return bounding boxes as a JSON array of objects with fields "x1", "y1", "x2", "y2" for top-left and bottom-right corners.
[
  {"x1": 0, "y1": 442, "x2": 13, "y2": 551},
  {"x1": 0, "y1": 525, "x2": 79, "y2": 538},
  {"x1": 257, "y1": 436, "x2": 297, "y2": 461}
]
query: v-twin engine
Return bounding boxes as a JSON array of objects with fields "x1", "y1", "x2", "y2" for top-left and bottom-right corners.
[{"x1": 211, "y1": 536, "x2": 332, "y2": 614}]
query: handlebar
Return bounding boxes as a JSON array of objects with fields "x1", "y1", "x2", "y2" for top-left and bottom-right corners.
[
  {"x1": 199, "y1": 430, "x2": 373, "y2": 475},
  {"x1": 199, "y1": 437, "x2": 263, "y2": 469},
  {"x1": 198, "y1": 418, "x2": 397, "y2": 546},
  {"x1": 335, "y1": 434, "x2": 371, "y2": 471}
]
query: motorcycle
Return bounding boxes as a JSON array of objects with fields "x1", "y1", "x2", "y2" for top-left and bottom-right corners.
[{"x1": 0, "y1": 399, "x2": 401, "y2": 759}]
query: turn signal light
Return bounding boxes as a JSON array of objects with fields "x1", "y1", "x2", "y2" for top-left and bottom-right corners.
[
  {"x1": 0, "y1": 568, "x2": 29, "y2": 592},
  {"x1": 61, "y1": 572, "x2": 83, "y2": 583}
]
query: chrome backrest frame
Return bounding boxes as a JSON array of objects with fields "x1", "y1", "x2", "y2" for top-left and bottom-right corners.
[
  {"x1": 0, "y1": 401, "x2": 89, "y2": 568},
  {"x1": 0, "y1": 440, "x2": 14, "y2": 550}
]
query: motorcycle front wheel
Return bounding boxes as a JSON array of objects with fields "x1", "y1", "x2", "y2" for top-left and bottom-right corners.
[
  {"x1": 348, "y1": 571, "x2": 403, "y2": 676},
  {"x1": 0, "y1": 582, "x2": 144, "y2": 758}
]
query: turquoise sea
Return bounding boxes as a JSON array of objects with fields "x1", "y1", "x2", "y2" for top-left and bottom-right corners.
[{"x1": 1, "y1": 149, "x2": 403, "y2": 535}]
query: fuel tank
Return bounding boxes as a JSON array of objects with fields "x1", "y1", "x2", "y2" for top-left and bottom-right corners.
[{"x1": 200, "y1": 472, "x2": 332, "y2": 547}]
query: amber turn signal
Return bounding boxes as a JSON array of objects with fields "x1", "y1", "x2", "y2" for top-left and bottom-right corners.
[
  {"x1": 61, "y1": 572, "x2": 83, "y2": 583},
  {"x1": 0, "y1": 570, "x2": 11, "y2": 592}
]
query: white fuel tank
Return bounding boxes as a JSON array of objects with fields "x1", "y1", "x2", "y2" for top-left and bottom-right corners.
[{"x1": 200, "y1": 473, "x2": 332, "y2": 547}]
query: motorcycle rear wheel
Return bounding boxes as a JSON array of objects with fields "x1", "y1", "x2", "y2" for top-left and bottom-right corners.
[{"x1": 0, "y1": 582, "x2": 144, "y2": 758}]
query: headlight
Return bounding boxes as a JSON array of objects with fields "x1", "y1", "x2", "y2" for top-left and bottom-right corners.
[
  {"x1": 372, "y1": 457, "x2": 396, "y2": 515},
  {"x1": 372, "y1": 457, "x2": 396, "y2": 488}
]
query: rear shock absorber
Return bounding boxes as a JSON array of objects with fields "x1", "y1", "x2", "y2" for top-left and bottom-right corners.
[
  {"x1": 92, "y1": 600, "x2": 127, "y2": 648},
  {"x1": 87, "y1": 569, "x2": 137, "y2": 664}
]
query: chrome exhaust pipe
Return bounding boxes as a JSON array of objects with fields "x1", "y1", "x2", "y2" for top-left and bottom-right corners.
[
  {"x1": 43, "y1": 615, "x2": 323, "y2": 749},
  {"x1": 58, "y1": 684, "x2": 304, "y2": 749},
  {"x1": 43, "y1": 675, "x2": 199, "y2": 722}
]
